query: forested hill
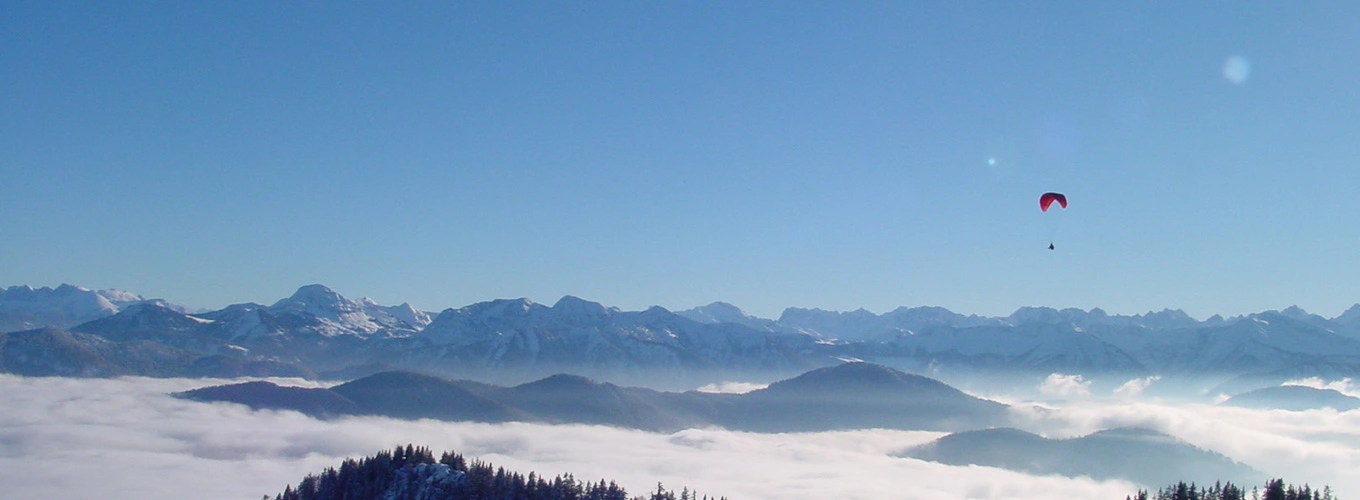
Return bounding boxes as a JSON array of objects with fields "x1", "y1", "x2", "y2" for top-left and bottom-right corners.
[
  {"x1": 1129, "y1": 478, "x2": 1337, "y2": 500},
  {"x1": 270, "y1": 445, "x2": 722, "y2": 500}
]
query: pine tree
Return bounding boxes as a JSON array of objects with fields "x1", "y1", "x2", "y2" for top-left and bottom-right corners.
[{"x1": 1264, "y1": 478, "x2": 1287, "y2": 500}]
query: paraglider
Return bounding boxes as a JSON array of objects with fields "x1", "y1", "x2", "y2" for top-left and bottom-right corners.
[
  {"x1": 1039, "y1": 192, "x2": 1067, "y2": 250},
  {"x1": 1039, "y1": 192, "x2": 1067, "y2": 212}
]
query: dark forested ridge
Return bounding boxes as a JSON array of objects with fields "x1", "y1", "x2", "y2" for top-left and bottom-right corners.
[
  {"x1": 1128, "y1": 479, "x2": 1336, "y2": 500},
  {"x1": 178, "y1": 362, "x2": 1010, "y2": 433},
  {"x1": 1219, "y1": 386, "x2": 1360, "y2": 412},
  {"x1": 269, "y1": 445, "x2": 722, "y2": 500},
  {"x1": 899, "y1": 426, "x2": 1264, "y2": 487}
]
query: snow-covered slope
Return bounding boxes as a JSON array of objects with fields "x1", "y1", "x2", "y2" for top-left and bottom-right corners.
[
  {"x1": 11, "y1": 282, "x2": 1360, "y2": 385},
  {"x1": 884, "y1": 323, "x2": 1148, "y2": 374},
  {"x1": 0, "y1": 284, "x2": 188, "y2": 333},
  {"x1": 677, "y1": 302, "x2": 778, "y2": 331},
  {"x1": 187, "y1": 285, "x2": 429, "y2": 348},
  {"x1": 776, "y1": 306, "x2": 1002, "y2": 341},
  {"x1": 266, "y1": 284, "x2": 425, "y2": 337},
  {"x1": 409, "y1": 296, "x2": 817, "y2": 372}
]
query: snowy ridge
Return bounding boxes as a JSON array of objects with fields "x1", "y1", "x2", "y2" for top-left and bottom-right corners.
[
  {"x1": 266, "y1": 284, "x2": 422, "y2": 337},
  {"x1": 677, "y1": 302, "x2": 778, "y2": 331},
  {"x1": 0, "y1": 284, "x2": 189, "y2": 333},
  {"x1": 193, "y1": 285, "x2": 430, "y2": 341},
  {"x1": 410, "y1": 296, "x2": 810, "y2": 372},
  {"x1": 11, "y1": 283, "x2": 1360, "y2": 384}
]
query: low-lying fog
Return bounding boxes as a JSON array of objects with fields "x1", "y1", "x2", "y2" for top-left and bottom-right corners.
[{"x1": 2, "y1": 374, "x2": 1357, "y2": 500}]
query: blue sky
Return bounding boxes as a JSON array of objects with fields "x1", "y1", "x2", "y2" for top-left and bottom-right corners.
[{"x1": 4, "y1": 2, "x2": 1359, "y2": 319}]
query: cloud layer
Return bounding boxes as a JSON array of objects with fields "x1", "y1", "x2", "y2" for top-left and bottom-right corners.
[
  {"x1": 1039, "y1": 373, "x2": 1092, "y2": 398},
  {"x1": 1, "y1": 375, "x2": 1357, "y2": 500}
]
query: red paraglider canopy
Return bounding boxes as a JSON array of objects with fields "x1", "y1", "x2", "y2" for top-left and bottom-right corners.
[{"x1": 1039, "y1": 192, "x2": 1067, "y2": 212}]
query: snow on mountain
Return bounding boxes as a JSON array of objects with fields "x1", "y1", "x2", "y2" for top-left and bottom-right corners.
[
  {"x1": 1001, "y1": 306, "x2": 1202, "y2": 330},
  {"x1": 884, "y1": 322, "x2": 1148, "y2": 374},
  {"x1": 1124, "y1": 308, "x2": 1202, "y2": 330},
  {"x1": 263, "y1": 284, "x2": 425, "y2": 337},
  {"x1": 367, "y1": 300, "x2": 432, "y2": 330},
  {"x1": 0, "y1": 284, "x2": 190, "y2": 333},
  {"x1": 12, "y1": 282, "x2": 1360, "y2": 385},
  {"x1": 162, "y1": 285, "x2": 430, "y2": 349},
  {"x1": 194, "y1": 303, "x2": 278, "y2": 342},
  {"x1": 415, "y1": 298, "x2": 549, "y2": 347},
  {"x1": 1332, "y1": 304, "x2": 1360, "y2": 340},
  {"x1": 1270, "y1": 306, "x2": 1335, "y2": 331},
  {"x1": 1005, "y1": 306, "x2": 1091, "y2": 326},
  {"x1": 56, "y1": 286, "x2": 437, "y2": 372},
  {"x1": 777, "y1": 305, "x2": 1002, "y2": 341},
  {"x1": 1106, "y1": 311, "x2": 1360, "y2": 378},
  {"x1": 548, "y1": 295, "x2": 619, "y2": 326},
  {"x1": 776, "y1": 307, "x2": 893, "y2": 341},
  {"x1": 410, "y1": 296, "x2": 815, "y2": 372},
  {"x1": 676, "y1": 302, "x2": 778, "y2": 331},
  {"x1": 778, "y1": 305, "x2": 1209, "y2": 342},
  {"x1": 74, "y1": 303, "x2": 215, "y2": 343},
  {"x1": 774, "y1": 304, "x2": 1360, "y2": 379}
]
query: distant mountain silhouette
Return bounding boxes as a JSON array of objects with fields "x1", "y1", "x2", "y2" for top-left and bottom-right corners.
[
  {"x1": 176, "y1": 381, "x2": 360, "y2": 418},
  {"x1": 0, "y1": 326, "x2": 306, "y2": 378},
  {"x1": 1220, "y1": 385, "x2": 1360, "y2": 411},
  {"x1": 16, "y1": 283, "x2": 1360, "y2": 386},
  {"x1": 898, "y1": 426, "x2": 1265, "y2": 487},
  {"x1": 718, "y1": 362, "x2": 1009, "y2": 432},
  {"x1": 329, "y1": 371, "x2": 525, "y2": 422},
  {"x1": 488, "y1": 374, "x2": 717, "y2": 431},
  {"x1": 0, "y1": 327, "x2": 134, "y2": 377},
  {"x1": 176, "y1": 362, "x2": 1009, "y2": 433}
]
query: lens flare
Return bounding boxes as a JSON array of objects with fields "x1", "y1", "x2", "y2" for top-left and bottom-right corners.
[{"x1": 1223, "y1": 56, "x2": 1251, "y2": 84}]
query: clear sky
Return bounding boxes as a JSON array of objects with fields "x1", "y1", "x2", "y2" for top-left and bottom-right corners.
[{"x1": 4, "y1": 2, "x2": 1359, "y2": 319}]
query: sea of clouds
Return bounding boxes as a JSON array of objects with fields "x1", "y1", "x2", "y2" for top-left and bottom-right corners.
[{"x1": 1, "y1": 374, "x2": 1357, "y2": 500}]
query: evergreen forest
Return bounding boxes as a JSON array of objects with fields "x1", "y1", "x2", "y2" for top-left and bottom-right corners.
[
  {"x1": 1129, "y1": 479, "x2": 1337, "y2": 500},
  {"x1": 269, "y1": 445, "x2": 722, "y2": 500}
]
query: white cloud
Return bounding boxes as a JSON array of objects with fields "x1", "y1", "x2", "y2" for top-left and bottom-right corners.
[
  {"x1": 1039, "y1": 373, "x2": 1091, "y2": 398},
  {"x1": 695, "y1": 381, "x2": 768, "y2": 394},
  {"x1": 2, "y1": 375, "x2": 1358, "y2": 500},
  {"x1": 0, "y1": 375, "x2": 1140, "y2": 500},
  {"x1": 1114, "y1": 376, "x2": 1162, "y2": 399},
  {"x1": 1007, "y1": 399, "x2": 1360, "y2": 497},
  {"x1": 1284, "y1": 377, "x2": 1360, "y2": 398}
]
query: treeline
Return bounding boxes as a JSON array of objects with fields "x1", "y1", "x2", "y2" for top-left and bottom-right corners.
[
  {"x1": 270, "y1": 444, "x2": 723, "y2": 500},
  {"x1": 1128, "y1": 479, "x2": 1336, "y2": 500}
]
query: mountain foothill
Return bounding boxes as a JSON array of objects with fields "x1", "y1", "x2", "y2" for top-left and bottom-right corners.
[{"x1": 179, "y1": 362, "x2": 1272, "y2": 489}]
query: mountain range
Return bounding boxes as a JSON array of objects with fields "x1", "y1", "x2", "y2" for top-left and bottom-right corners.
[
  {"x1": 182, "y1": 361, "x2": 1264, "y2": 488},
  {"x1": 1219, "y1": 385, "x2": 1360, "y2": 411},
  {"x1": 0, "y1": 284, "x2": 189, "y2": 333},
  {"x1": 896, "y1": 426, "x2": 1266, "y2": 487},
  {"x1": 7, "y1": 284, "x2": 1360, "y2": 390},
  {"x1": 176, "y1": 362, "x2": 1010, "y2": 433}
]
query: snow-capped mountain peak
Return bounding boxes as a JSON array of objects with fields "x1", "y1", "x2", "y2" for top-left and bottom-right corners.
[
  {"x1": 271, "y1": 284, "x2": 358, "y2": 315},
  {"x1": 551, "y1": 295, "x2": 616, "y2": 322},
  {"x1": 680, "y1": 302, "x2": 748, "y2": 322},
  {"x1": 0, "y1": 284, "x2": 190, "y2": 333},
  {"x1": 384, "y1": 302, "x2": 432, "y2": 329},
  {"x1": 251, "y1": 285, "x2": 426, "y2": 337}
]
